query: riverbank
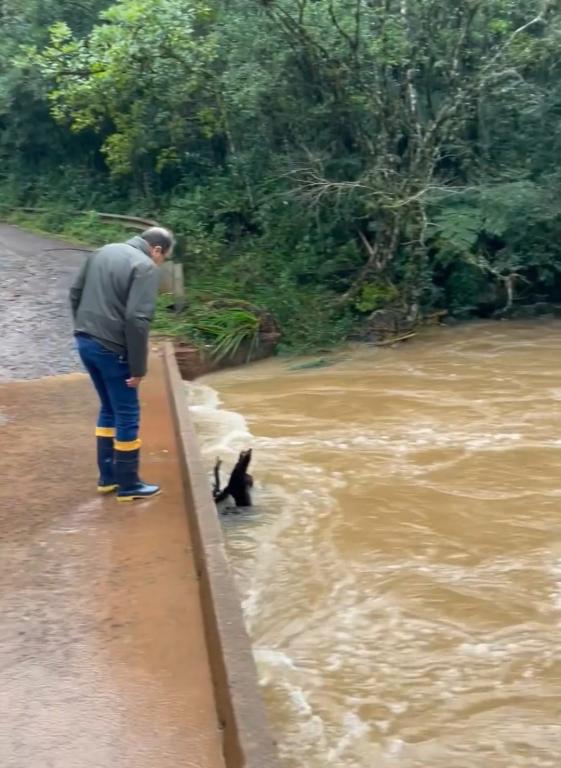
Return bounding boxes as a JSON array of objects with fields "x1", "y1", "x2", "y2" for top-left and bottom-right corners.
[
  {"x1": 5, "y1": 209, "x2": 561, "y2": 379},
  {"x1": 173, "y1": 310, "x2": 561, "y2": 381}
]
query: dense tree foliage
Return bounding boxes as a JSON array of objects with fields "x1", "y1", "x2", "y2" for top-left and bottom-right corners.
[{"x1": 2, "y1": 0, "x2": 561, "y2": 347}]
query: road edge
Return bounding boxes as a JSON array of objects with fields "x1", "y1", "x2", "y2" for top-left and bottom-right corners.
[{"x1": 162, "y1": 343, "x2": 281, "y2": 768}]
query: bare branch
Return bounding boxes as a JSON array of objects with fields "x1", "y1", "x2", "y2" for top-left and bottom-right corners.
[
  {"x1": 450, "y1": 1, "x2": 483, "y2": 80},
  {"x1": 425, "y1": 1, "x2": 554, "y2": 151},
  {"x1": 328, "y1": 0, "x2": 356, "y2": 51},
  {"x1": 387, "y1": 184, "x2": 479, "y2": 209},
  {"x1": 400, "y1": 0, "x2": 422, "y2": 146},
  {"x1": 296, "y1": 0, "x2": 307, "y2": 26},
  {"x1": 354, "y1": 0, "x2": 362, "y2": 52},
  {"x1": 483, "y1": 0, "x2": 554, "y2": 80}
]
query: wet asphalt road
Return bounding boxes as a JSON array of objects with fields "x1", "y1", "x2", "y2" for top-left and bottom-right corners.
[
  {"x1": 0, "y1": 227, "x2": 226, "y2": 767},
  {"x1": 0, "y1": 225, "x2": 88, "y2": 380}
]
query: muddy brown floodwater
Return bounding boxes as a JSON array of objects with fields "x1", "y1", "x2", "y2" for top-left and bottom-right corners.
[{"x1": 189, "y1": 321, "x2": 561, "y2": 768}]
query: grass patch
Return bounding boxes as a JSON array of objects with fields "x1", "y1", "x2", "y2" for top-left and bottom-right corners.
[
  {"x1": 4, "y1": 209, "x2": 132, "y2": 247},
  {"x1": 153, "y1": 295, "x2": 264, "y2": 361}
]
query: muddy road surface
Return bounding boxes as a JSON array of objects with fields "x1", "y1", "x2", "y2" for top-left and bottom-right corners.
[
  {"x1": 0, "y1": 227, "x2": 227, "y2": 768},
  {"x1": 0, "y1": 225, "x2": 88, "y2": 380}
]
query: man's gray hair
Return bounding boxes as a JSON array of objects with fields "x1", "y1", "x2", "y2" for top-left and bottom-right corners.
[{"x1": 141, "y1": 226, "x2": 175, "y2": 254}]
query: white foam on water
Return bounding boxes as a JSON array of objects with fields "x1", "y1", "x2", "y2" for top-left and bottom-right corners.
[
  {"x1": 254, "y1": 648, "x2": 297, "y2": 672},
  {"x1": 186, "y1": 376, "x2": 346, "y2": 604},
  {"x1": 256, "y1": 423, "x2": 546, "y2": 460},
  {"x1": 187, "y1": 381, "x2": 252, "y2": 455},
  {"x1": 186, "y1": 379, "x2": 379, "y2": 766},
  {"x1": 186, "y1": 380, "x2": 220, "y2": 409},
  {"x1": 327, "y1": 713, "x2": 371, "y2": 762}
]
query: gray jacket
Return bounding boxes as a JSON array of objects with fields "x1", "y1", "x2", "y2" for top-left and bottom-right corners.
[{"x1": 70, "y1": 236, "x2": 160, "y2": 377}]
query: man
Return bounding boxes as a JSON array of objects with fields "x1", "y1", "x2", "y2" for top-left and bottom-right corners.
[{"x1": 70, "y1": 227, "x2": 174, "y2": 501}]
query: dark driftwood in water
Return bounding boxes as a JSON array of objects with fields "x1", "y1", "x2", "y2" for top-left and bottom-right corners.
[
  {"x1": 213, "y1": 450, "x2": 254, "y2": 507},
  {"x1": 376, "y1": 332, "x2": 417, "y2": 346}
]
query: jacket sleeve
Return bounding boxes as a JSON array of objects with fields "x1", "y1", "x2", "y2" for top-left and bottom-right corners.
[
  {"x1": 124, "y1": 262, "x2": 160, "y2": 377},
  {"x1": 69, "y1": 255, "x2": 90, "y2": 320}
]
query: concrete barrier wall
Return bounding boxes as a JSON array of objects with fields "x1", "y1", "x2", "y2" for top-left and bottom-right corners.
[{"x1": 162, "y1": 344, "x2": 281, "y2": 768}]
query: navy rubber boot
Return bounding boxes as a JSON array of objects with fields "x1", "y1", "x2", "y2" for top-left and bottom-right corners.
[
  {"x1": 114, "y1": 448, "x2": 160, "y2": 502},
  {"x1": 97, "y1": 436, "x2": 118, "y2": 494}
]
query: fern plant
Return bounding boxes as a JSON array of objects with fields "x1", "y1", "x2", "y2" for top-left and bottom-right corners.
[
  {"x1": 196, "y1": 308, "x2": 261, "y2": 361},
  {"x1": 154, "y1": 296, "x2": 262, "y2": 361}
]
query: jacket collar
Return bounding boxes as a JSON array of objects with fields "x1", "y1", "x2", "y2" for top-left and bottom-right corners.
[{"x1": 126, "y1": 236, "x2": 151, "y2": 257}]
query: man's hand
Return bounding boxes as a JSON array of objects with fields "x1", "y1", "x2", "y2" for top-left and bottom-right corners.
[{"x1": 126, "y1": 377, "x2": 143, "y2": 388}]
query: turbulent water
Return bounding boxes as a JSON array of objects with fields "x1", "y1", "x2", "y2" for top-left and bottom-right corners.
[{"x1": 187, "y1": 321, "x2": 561, "y2": 768}]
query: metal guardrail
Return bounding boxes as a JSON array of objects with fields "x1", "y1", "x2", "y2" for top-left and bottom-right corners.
[
  {"x1": 97, "y1": 212, "x2": 159, "y2": 230},
  {"x1": 0, "y1": 205, "x2": 158, "y2": 231}
]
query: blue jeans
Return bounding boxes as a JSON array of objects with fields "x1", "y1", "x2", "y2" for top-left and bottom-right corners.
[{"x1": 76, "y1": 334, "x2": 140, "y2": 447}]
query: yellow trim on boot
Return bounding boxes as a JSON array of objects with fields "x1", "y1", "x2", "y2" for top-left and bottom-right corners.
[
  {"x1": 97, "y1": 484, "x2": 118, "y2": 494},
  {"x1": 96, "y1": 427, "x2": 116, "y2": 438},
  {"x1": 114, "y1": 438, "x2": 142, "y2": 452},
  {"x1": 117, "y1": 489, "x2": 161, "y2": 503}
]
